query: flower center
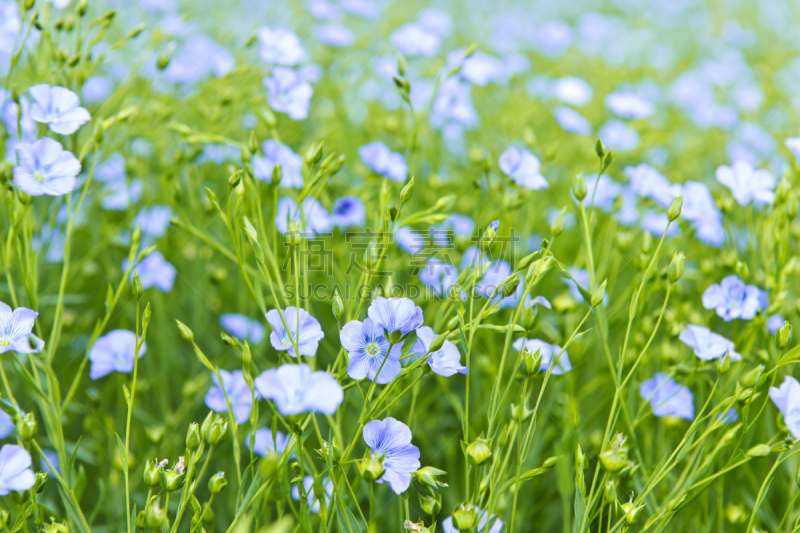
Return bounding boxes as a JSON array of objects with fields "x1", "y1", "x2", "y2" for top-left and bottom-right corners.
[
  {"x1": 0, "y1": 338, "x2": 9, "y2": 347},
  {"x1": 34, "y1": 170, "x2": 46, "y2": 182},
  {"x1": 366, "y1": 343, "x2": 380, "y2": 356}
]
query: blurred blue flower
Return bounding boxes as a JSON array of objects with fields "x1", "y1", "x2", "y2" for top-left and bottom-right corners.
[
  {"x1": 368, "y1": 297, "x2": 423, "y2": 338},
  {"x1": 716, "y1": 161, "x2": 776, "y2": 206},
  {"x1": 315, "y1": 24, "x2": 356, "y2": 48},
  {"x1": 430, "y1": 78, "x2": 479, "y2": 132},
  {"x1": 443, "y1": 510, "x2": 503, "y2": 533},
  {"x1": 263, "y1": 67, "x2": 313, "y2": 120},
  {"x1": 247, "y1": 428, "x2": 288, "y2": 456},
  {"x1": 0, "y1": 406, "x2": 13, "y2": 439},
  {"x1": 553, "y1": 76, "x2": 593, "y2": 106},
  {"x1": 362, "y1": 417, "x2": 420, "y2": 494},
  {"x1": 341, "y1": 0, "x2": 380, "y2": 19},
  {"x1": 45, "y1": 0, "x2": 70, "y2": 8},
  {"x1": 513, "y1": 338, "x2": 571, "y2": 374},
  {"x1": 605, "y1": 91, "x2": 654, "y2": 120},
  {"x1": 29, "y1": 84, "x2": 90, "y2": 135},
  {"x1": 554, "y1": 105, "x2": 592, "y2": 135},
  {"x1": 417, "y1": 8, "x2": 452, "y2": 37},
  {"x1": 441, "y1": 214, "x2": 475, "y2": 237},
  {"x1": 94, "y1": 152, "x2": 126, "y2": 184},
  {"x1": 530, "y1": 20, "x2": 573, "y2": 58},
  {"x1": 642, "y1": 212, "x2": 679, "y2": 237},
  {"x1": 255, "y1": 363, "x2": 343, "y2": 416},
  {"x1": 331, "y1": 196, "x2": 366, "y2": 228},
  {"x1": 307, "y1": 0, "x2": 342, "y2": 21},
  {"x1": 0, "y1": 301, "x2": 44, "y2": 355},
  {"x1": 640, "y1": 373, "x2": 694, "y2": 420},
  {"x1": 257, "y1": 27, "x2": 306, "y2": 65},
  {"x1": 81, "y1": 75, "x2": 113, "y2": 104},
  {"x1": 275, "y1": 197, "x2": 332, "y2": 235},
  {"x1": 13, "y1": 138, "x2": 81, "y2": 196},
  {"x1": 254, "y1": 140, "x2": 304, "y2": 188},
  {"x1": 446, "y1": 49, "x2": 504, "y2": 87},
  {"x1": 101, "y1": 178, "x2": 142, "y2": 211},
  {"x1": 134, "y1": 205, "x2": 172, "y2": 244},
  {"x1": 127, "y1": 251, "x2": 176, "y2": 293},
  {"x1": 681, "y1": 181, "x2": 724, "y2": 247},
  {"x1": 785, "y1": 138, "x2": 800, "y2": 161},
  {"x1": 89, "y1": 330, "x2": 146, "y2": 380},
  {"x1": 498, "y1": 147, "x2": 548, "y2": 190},
  {"x1": 419, "y1": 258, "x2": 458, "y2": 298},
  {"x1": 412, "y1": 326, "x2": 468, "y2": 377},
  {"x1": 358, "y1": 141, "x2": 407, "y2": 182},
  {"x1": 395, "y1": 226, "x2": 424, "y2": 255},
  {"x1": 679, "y1": 325, "x2": 740, "y2": 362},
  {"x1": 205, "y1": 369, "x2": 252, "y2": 424},
  {"x1": 583, "y1": 174, "x2": 621, "y2": 211},
  {"x1": 769, "y1": 376, "x2": 800, "y2": 439},
  {"x1": 598, "y1": 120, "x2": 639, "y2": 152},
  {"x1": 390, "y1": 23, "x2": 439, "y2": 57},
  {"x1": 767, "y1": 315, "x2": 784, "y2": 335},
  {"x1": 563, "y1": 268, "x2": 589, "y2": 302},
  {"x1": 163, "y1": 35, "x2": 233, "y2": 85},
  {"x1": 266, "y1": 306, "x2": 324, "y2": 358},
  {"x1": 220, "y1": 314, "x2": 265, "y2": 344},
  {"x1": 702, "y1": 275, "x2": 767, "y2": 321},
  {"x1": 341, "y1": 317, "x2": 402, "y2": 384},
  {"x1": 0, "y1": 445, "x2": 35, "y2": 496},
  {"x1": 624, "y1": 164, "x2": 681, "y2": 208},
  {"x1": 291, "y1": 476, "x2": 333, "y2": 514}
]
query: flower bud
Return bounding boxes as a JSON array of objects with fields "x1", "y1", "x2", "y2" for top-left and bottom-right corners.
[
  {"x1": 93, "y1": 119, "x2": 104, "y2": 144},
  {"x1": 604, "y1": 480, "x2": 616, "y2": 503},
  {"x1": 620, "y1": 501, "x2": 644, "y2": 525},
  {"x1": 175, "y1": 320, "x2": 194, "y2": 343},
  {"x1": 286, "y1": 222, "x2": 302, "y2": 247},
  {"x1": 591, "y1": 279, "x2": 607, "y2": 307},
  {"x1": 740, "y1": 365, "x2": 765, "y2": 389},
  {"x1": 413, "y1": 466, "x2": 448, "y2": 492},
  {"x1": 718, "y1": 353, "x2": 731, "y2": 375},
  {"x1": 34, "y1": 471, "x2": 47, "y2": 493},
  {"x1": 572, "y1": 174, "x2": 587, "y2": 201},
  {"x1": 465, "y1": 438, "x2": 492, "y2": 466},
  {"x1": 452, "y1": 503, "x2": 477, "y2": 531},
  {"x1": 599, "y1": 434, "x2": 629, "y2": 474},
  {"x1": 550, "y1": 208, "x2": 566, "y2": 237},
  {"x1": 428, "y1": 331, "x2": 450, "y2": 354},
  {"x1": 208, "y1": 471, "x2": 228, "y2": 494},
  {"x1": 259, "y1": 450, "x2": 279, "y2": 480},
  {"x1": 207, "y1": 416, "x2": 229, "y2": 445},
  {"x1": 595, "y1": 137, "x2": 606, "y2": 159},
  {"x1": 518, "y1": 348, "x2": 542, "y2": 378},
  {"x1": 667, "y1": 196, "x2": 683, "y2": 222},
  {"x1": 17, "y1": 412, "x2": 36, "y2": 441},
  {"x1": 776, "y1": 322, "x2": 792, "y2": 349},
  {"x1": 316, "y1": 439, "x2": 342, "y2": 463},
  {"x1": 400, "y1": 176, "x2": 414, "y2": 203},
  {"x1": 788, "y1": 201, "x2": 798, "y2": 221},
  {"x1": 332, "y1": 290, "x2": 344, "y2": 321},
  {"x1": 502, "y1": 276, "x2": 520, "y2": 298},
  {"x1": 668, "y1": 252, "x2": 684, "y2": 284},
  {"x1": 305, "y1": 142, "x2": 323, "y2": 165},
  {"x1": 481, "y1": 220, "x2": 499, "y2": 251},
  {"x1": 44, "y1": 521, "x2": 69, "y2": 533},
  {"x1": 143, "y1": 459, "x2": 163, "y2": 487},
  {"x1": 746, "y1": 444, "x2": 771, "y2": 458},
  {"x1": 160, "y1": 465, "x2": 186, "y2": 492},
  {"x1": 358, "y1": 456, "x2": 385, "y2": 482},
  {"x1": 517, "y1": 252, "x2": 538, "y2": 272},
  {"x1": 131, "y1": 271, "x2": 143, "y2": 297},
  {"x1": 201, "y1": 503, "x2": 215, "y2": 524},
  {"x1": 775, "y1": 178, "x2": 791, "y2": 205},
  {"x1": 419, "y1": 493, "x2": 441, "y2": 516},
  {"x1": 186, "y1": 422, "x2": 201, "y2": 452},
  {"x1": 146, "y1": 499, "x2": 166, "y2": 529},
  {"x1": 135, "y1": 510, "x2": 146, "y2": 530}
]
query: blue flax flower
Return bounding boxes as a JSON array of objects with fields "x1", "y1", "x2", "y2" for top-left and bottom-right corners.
[
  {"x1": 513, "y1": 338, "x2": 571, "y2": 374},
  {"x1": 0, "y1": 302, "x2": 43, "y2": 355},
  {"x1": 418, "y1": 259, "x2": 458, "y2": 298},
  {"x1": 29, "y1": 84, "x2": 90, "y2": 135},
  {"x1": 702, "y1": 275, "x2": 767, "y2": 321},
  {"x1": 88, "y1": 330, "x2": 146, "y2": 380},
  {"x1": 554, "y1": 106, "x2": 592, "y2": 135},
  {"x1": 640, "y1": 373, "x2": 694, "y2": 420},
  {"x1": 358, "y1": 142, "x2": 407, "y2": 182},
  {"x1": 0, "y1": 445, "x2": 35, "y2": 496},
  {"x1": 623, "y1": 164, "x2": 681, "y2": 208},
  {"x1": 767, "y1": 315, "x2": 784, "y2": 335},
  {"x1": 679, "y1": 325, "x2": 740, "y2": 362},
  {"x1": 263, "y1": 67, "x2": 313, "y2": 120},
  {"x1": 412, "y1": 326, "x2": 468, "y2": 377},
  {"x1": 13, "y1": 138, "x2": 81, "y2": 196},
  {"x1": 204, "y1": 370, "x2": 253, "y2": 424},
  {"x1": 341, "y1": 318, "x2": 402, "y2": 384},
  {"x1": 133, "y1": 206, "x2": 172, "y2": 244},
  {"x1": 247, "y1": 428, "x2": 288, "y2": 456},
  {"x1": 220, "y1": 314, "x2": 265, "y2": 344},
  {"x1": 390, "y1": 23, "x2": 439, "y2": 57},
  {"x1": 266, "y1": 306, "x2": 324, "y2": 357},
  {"x1": 292, "y1": 476, "x2": 333, "y2": 514},
  {"x1": 255, "y1": 363, "x2": 343, "y2": 416},
  {"x1": 769, "y1": 376, "x2": 800, "y2": 439},
  {"x1": 253, "y1": 140, "x2": 304, "y2": 188},
  {"x1": 126, "y1": 251, "x2": 176, "y2": 293},
  {"x1": 498, "y1": 147, "x2": 548, "y2": 190},
  {"x1": 362, "y1": 417, "x2": 420, "y2": 494},
  {"x1": 331, "y1": 196, "x2": 366, "y2": 228},
  {"x1": 716, "y1": 161, "x2": 775, "y2": 206},
  {"x1": 257, "y1": 27, "x2": 306, "y2": 66},
  {"x1": 367, "y1": 297, "x2": 424, "y2": 340},
  {"x1": 275, "y1": 197, "x2": 332, "y2": 235}
]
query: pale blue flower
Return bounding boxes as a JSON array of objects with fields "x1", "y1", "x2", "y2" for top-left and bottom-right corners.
[
  {"x1": 257, "y1": 27, "x2": 306, "y2": 65},
  {"x1": 101, "y1": 178, "x2": 142, "y2": 211},
  {"x1": 81, "y1": 75, "x2": 112, "y2": 104},
  {"x1": 785, "y1": 138, "x2": 800, "y2": 161},
  {"x1": 554, "y1": 106, "x2": 592, "y2": 135},
  {"x1": 446, "y1": 49, "x2": 503, "y2": 87},
  {"x1": 358, "y1": 142, "x2": 407, "y2": 182},
  {"x1": 395, "y1": 226, "x2": 424, "y2": 255},
  {"x1": 681, "y1": 181, "x2": 720, "y2": 223},
  {"x1": 531, "y1": 20, "x2": 573, "y2": 58},
  {"x1": 367, "y1": 297, "x2": 424, "y2": 338},
  {"x1": 89, "y1": 330, "x2": 146, "y2": 380},
  {"x1": 583, "y1": 174, "x2": 621, "y2": 211},
  {"x1": 553, "y1": 76, "x2": 593, "y2": 106},
  {"x1": 341, "y1": 0, "x2": 380, "y2": 19},
  {"x1": 315, "y1": 24, "x2": 355, "y2": 48},
  {"x1": 275, "y1": 197, "x2": 332, "y2": 235},
  {"x1": 45, "y1": 0, "x2": 70, "y2": 8},
  {"x1": 255, "y1": 363, "x2": 343, "y2": 416},
  {"x1": 716, "y1": 160, "x2": 776, "y2": 206},
  {"x1": 29, "y1": 84, "x2": 90, "y2": 135},
  {"x1": 253, "y1": 140, "x2": 304, "y2": 188},
  {"x1": 0, "y1": 445, "x2": 35, "y2": 496},
  {"x1": 263, "y1": 67, "x2": 313, "y2": 120},
  {"x1": 133, "y1": 206, "x2": 172, "y2": 244},
  {"x1": 307, "y1": 0, "x2": 342, "y2": 21},
  {"x1": 266, "y1": 306, "x2": 324, "y2": 358},
  {"x1": 563, "y1": 268, "x2": 589, "y2": 302},
  {"x1": 341, "y1": 318, "x2": 402, "y2": 384},
  {"x1": 442, "y1": 214, "x2": 475, "y2": 237},
  {"x1": 39, "y1": 449, "x2": 60, "y2": 475},
  {"x1": 513, "y1": 338, "x2": 571, "y2": 374},
  {"x1": 605, "y1": 91, "x2": 654, "y2": 119},
  {"x1": 412, "y1": 326, "x2": 468, "y2": 377},
  {"x1": 498, "y1": 147, "x2": 548, "y2": 190},
  {"x1": 430, "y1": 78, "x2": 479, "y2": 131},
  {"x1": 0, "y1": 407, "x2": 13, "y2": 439},
  {"x1": 247, "y1": 428, "x2": 288, "y2": 456},
  {"x1": 640, "y1": 373, "x2": 694, "y2": 420},
  {"x1": 13, "y1": 138, "x2": 81, "y2": 196},
  {"x1": 417, "y1": 8, "x2": 452, "y2": 37},
  {"x1": 719, "y1": 409, "x2": 738, "y2": 425},
  {"x1": 598, "y1": 120, "x2": 640, "y2": 152},
  {"x1": 292, "y1": 476, "x2": 333, "y2": 514},
  {"x1": 642, "y1": 212, "x2": 679, "y2": 237},
  {"x1": 769, "y1": 376, "x2": 800, "y2": 439},
  {"x1": 331, "y1": 196, "x2": 366, "y2": 228},
  {"x1": 767, "y1": 315, "x2": 784, "y2": 335},
  {"x1": 443, "y1": 511, "x2": 503, "y2": 533},
  {"x1": 164, "y1": 35, "x2": 233, "y2": 85},
  {"x1": 679, "y1": 325, "x2": 740, "y2": 362},
  {"x1": 702, "y1": 275, "x2": 767, "y2": 321},
  {"x1": 127, "y1": 251, "x2": 176, "y2": 293},
  {"x1": 0, "y1": 301, "x2": 43, "y2": 355},
  {"x1": 205, "y1": 369, "x2": 252, "y2": 424},
  {"x1": 220, "y1": 314, "x2": 265, "y2": 344},
  {"x1": 623, "y1": 164, "x2": 681, "y2": 208},
  {"x1": 418, "y1": 259, "x2": 458, "y2": 298},
  {"x1": 391, "y1": 23, "x2": 439, "y2": 57},
  {"x1": 362, "y1": 417, "x2": 420, "y2": 494}
]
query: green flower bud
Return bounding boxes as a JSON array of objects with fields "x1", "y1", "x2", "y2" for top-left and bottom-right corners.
[
  {"x1": 328, "y1": 154, "x2": 346, "y2": 175},
  {"x1": 146, "y1": 499, "x2": 166, "y2": 529},
  {"x1": 358, "y1": 456, "x2": 385, "y2": 482},
  {"x1": 428, "y1": 331, "x2": 450, "y2": 354},
  {"x1": 316, "y1": 439, "x2": 342, "y2": 463},
  {"x1": 305, "y1": 142, "x2": 323, "y2": 165},
  {"x1": 388, "y1": 203, "x2": 398, "y2": 222},
  {"x1": 207, "y1": 416, "x2": 229, "y2": 445},
  {"x1": 572, "y1": 173, "x2": 587, "y2": 201},
  {"x1": 599, "y1": 434, "x2": 629, "y2": 474},
  {"x1": 34, "y1": 471, "x2": 47, "y2": 493},
  {"x1": 186, "y1": 423, "x2": 201, "y2": 452},
  {"x1": 403, "y1": 520, "x2": 431, "y2": 533},
  {"x1": 93, "y1": 118, "x2": 104, "y2": 144},
  {"x1": 270, "y1": 162, "x2": 282, "y2": 187},
  {"x1": 160, "y1": 458, "x2": 186, "y2": 492},
  {"x1": 788, "y1": 201, "x2": 798, "y2": 221},
  {"x1": 746, "y1": 444, "x2": 771, "y2": 458},
  {"x1": 604, "y1": 480, "x2": 616, "y2": 504},
  {"x1": 591, "y1": 279, "x2": 607, "y2": 308},
  {"x1": 668, "y1": 252, "x2": 685, "y2": 284},
  {"x1": 43, "y1": 521, "x2": 69, "y2": 533},
  {"x1": 135, "y1": 510, "x2": 146, "y2": 530},
  {"x1": 397, "y1": 54, "x2": 408, "y2": 76},
  {"x1": 550, "y1": 207, "x2": 566, "y2": 237},
  {"x1": 175, "y1": 320, "x2": 194, "y2": 343},
  {"x1": 667, "y1": 494, "x2": 687, "y2": 512},
  {"x1": 718, "y1": 353, "x2": 731, "y2": 375},
  {"x1": 775, "y1": 178, "x2": 791, "y2": 205},
  {"x1": 776, "y1": 322, "x2": 792, "y2": 349},
  {"x1": 740, "y1": 365, "x2": 765, "y2": 388},
  {"x1": 517, "y1": 251, "x2": 538, "y2": 272},
  {"x1": 143, "y1": 459, "x2": 163, "y2": 487},
  {"x1": 259, "y1": 450, "x2": 279, "y2": 480},
  {"x1": 465, "y1": 438, "x2": 492, "y2": 466},
  {"x1": 332, "y1": 290, "x2": 344, "y2": 321},
  {"x1": 735, "y1": 260, "x2": 749, "y2": 281},
  {"x1": 228, "y1": 170, "x2": 242, "y2": 189},
  {"x1": 667, "y1": 196, "x2": 683, "y2": 222},
  {"x1": 413, "y1": 466, "x2": 448, "y2": 493},
  {"x1": 201, "y1": 503, "x2": 215, "y2": 524},
  {"x1": 519, "y1": 348, "x2": 542, "y2": 378},
  {"x1": 595, "y1": 137, "x2": 606, "y2": 159},
  {"x1": 286, "y1": 222, "x2": 302, "y2": 247},
  {"x1": 127, "y1": 24, "x2": 146, "y2": 39},
  {"x1": 419, "y1": 493, "x2": 441, "y2": 516},
  {"x1": 620, "y1": 501, "x2": 644, "y2": 525},
  {"x1": 17, "y1": 412, "x2": 36, "y2": 441},
  {"x1": 131, "y1": 270, "x2": 143, "y2": 297},
  {"x1": 208, "y1": 471, "x2": 228, "y2": 494},
  {"x1": 502, "y1": 276, "x2": 520, "y2": 298},
  {"x1": 726, "y1": 504, "x2": 746, "y2": 524},
  {"x1": 451, "y1": 503, "x2": 477, "y2": 531}
]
